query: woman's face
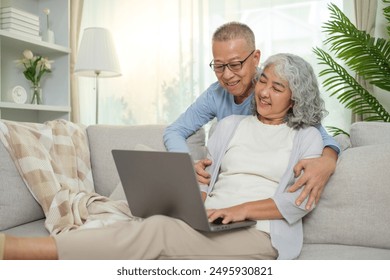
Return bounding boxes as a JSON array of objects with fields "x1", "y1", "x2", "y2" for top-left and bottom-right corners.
[{"x1": 254, "y1": 64, "x2": 293, "y2": 125}]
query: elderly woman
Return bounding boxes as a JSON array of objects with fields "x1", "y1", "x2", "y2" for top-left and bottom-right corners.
[{"x1": 0, "y1": 53, "x2": 326, "y2": 260}]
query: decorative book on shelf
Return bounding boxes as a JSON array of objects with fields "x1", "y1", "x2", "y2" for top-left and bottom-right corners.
[{"x1": 0, "y1": 6, "x2": 41, "y2": 40}]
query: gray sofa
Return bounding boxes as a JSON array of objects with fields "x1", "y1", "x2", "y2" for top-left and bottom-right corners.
[{"x1": 1, "y1": 121, "x2": 390, "y2": 259}]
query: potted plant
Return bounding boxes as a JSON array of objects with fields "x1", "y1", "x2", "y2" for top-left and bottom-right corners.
[{"x1": 313, "y1": 1, "x2": 390, "y2": 135}]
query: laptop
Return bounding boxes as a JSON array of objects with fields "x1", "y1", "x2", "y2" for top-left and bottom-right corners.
[{"x1": 111, "y1": 150, "x2": 257, "y2": 232}]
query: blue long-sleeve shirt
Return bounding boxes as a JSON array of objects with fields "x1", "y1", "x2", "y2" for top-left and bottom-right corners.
[{"x1": 163, "y1": 81, "x2": 340, "y2": 154}]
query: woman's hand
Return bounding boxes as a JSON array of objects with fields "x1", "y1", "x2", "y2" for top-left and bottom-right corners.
[
  {"x1": 207, "y1": 199, "x2": 282, "y2": 224},
  {"x1": 207, "y1": 205, "x2": 248, "y2": 224}
]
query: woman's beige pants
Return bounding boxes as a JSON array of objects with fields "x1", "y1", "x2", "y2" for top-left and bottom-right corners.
[{"x1": 55, "y1": 215, "x2": 277, "y2": 260}]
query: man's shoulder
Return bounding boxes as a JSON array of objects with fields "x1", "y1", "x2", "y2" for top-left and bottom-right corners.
[{"x1": 205, "y1": 81, "x2": 229, "y2": 96}]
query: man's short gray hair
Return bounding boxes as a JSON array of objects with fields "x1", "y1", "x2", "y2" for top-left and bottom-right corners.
[{"x1": 212, "y1": 22, "x2": 255, "y2": 50}]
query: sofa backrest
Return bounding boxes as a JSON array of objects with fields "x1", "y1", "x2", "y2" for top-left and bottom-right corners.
[
  {"x1": 0, "y1": 138, "x2": 45, "y2": 231},
  {"x1": 87, "y1": 124, "x2": 206, "y2": 197},
  {"x1": 0, "y1": 123, "x2": 206, "y2": 231},
  {"x1": 303, "y1": 122, "x2": 390, "y2": 250},
  {"x1": 349, "y1": 121, "x2": 390, "y2": 147}
]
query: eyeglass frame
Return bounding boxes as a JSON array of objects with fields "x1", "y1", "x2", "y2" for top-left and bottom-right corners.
[{"x1": 209, "y1": 50, "x2": 256, "y2": 73}]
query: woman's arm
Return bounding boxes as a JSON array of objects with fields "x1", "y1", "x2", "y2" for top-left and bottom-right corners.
[{"x1": 207, "y1": 199, "x2": 282, "y2": 224}]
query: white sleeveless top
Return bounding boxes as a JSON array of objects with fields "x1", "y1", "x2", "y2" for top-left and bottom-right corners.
[{"x1": 205, "y1": 116, "x2": 296, "y2": 232}]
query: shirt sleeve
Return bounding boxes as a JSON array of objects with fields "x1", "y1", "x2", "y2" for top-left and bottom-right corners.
[
  {"x1": 316, "y1": 124, "x2": 341, "y2": 154},
  {"x1": 163, "y1": 87, "x2": 218, "y2": 152}
]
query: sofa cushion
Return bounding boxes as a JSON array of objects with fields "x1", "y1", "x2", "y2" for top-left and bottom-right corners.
[
  {"x1": 87, "y1": 125, "x2": 167, "y2": 197},
  {"x1": 87, "y1": 125, "x2": 206, "y2": 197},
  {"x1": 350, "y1": 122, "x2": 390, "y2": 147},
  {"x1": 2, "y1": 219, "x2": 48, "y2": 237},
  {"x1": 298, "y1": 244, "x2": 390, "y2": 260},
  {"x1": 333, "y1": 134, "x2": 351, "y2": 152},
  {"x1": 0, "y1": 141, "x2": 45, "y2": 231},
  {"x1": 303, "y1": 143, "x2": 390, "y2": 249}
]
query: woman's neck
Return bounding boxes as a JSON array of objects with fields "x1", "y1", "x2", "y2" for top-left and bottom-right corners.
[{"x1": 257, "y1": 115, "x2": 285, "y2": 125}]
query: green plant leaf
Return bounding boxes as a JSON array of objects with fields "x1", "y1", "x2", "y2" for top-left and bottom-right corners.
[
  {"x1": 326, "y1": 126, "x2": 349, "y2": 137},
  {"x1": 313, "y1": 47, "x2": 390, "y2": 122},
  {"x1": 384, "y1": 0, "x2": 390, "y2": 36},
  {"x1": 323, "y1": 3, "x2": 390, "y2": 92}
]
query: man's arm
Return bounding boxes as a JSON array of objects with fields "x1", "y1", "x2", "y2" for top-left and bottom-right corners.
[
  {"x1": 317, "y1": 124, "x2": 340, "y2": 154},
  {"x1": 288, "y1": 146, "x2": 337, "y2": 209},
  {"x1": 163, "y1": 91, "x2": 216, "y2": 152},
  {"x1": 287, "y1": 125, "x2": 339, "y2": 209}
]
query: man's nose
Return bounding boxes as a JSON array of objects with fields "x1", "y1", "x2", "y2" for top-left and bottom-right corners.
[{"x1": 221, "y1": 66, "x2": 235, "y2": 78}]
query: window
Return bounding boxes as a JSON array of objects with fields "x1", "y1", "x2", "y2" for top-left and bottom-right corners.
[{"x1": 78, "y1": 0, "x2": 349, "y2": 131}]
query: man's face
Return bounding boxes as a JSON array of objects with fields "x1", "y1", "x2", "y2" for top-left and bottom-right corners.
[{"x1": 211, "y1": 39, "x2": 260, "y2": 104}]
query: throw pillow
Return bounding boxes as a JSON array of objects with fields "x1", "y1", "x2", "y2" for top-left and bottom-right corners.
[{"x1": 303, "y1": 143, "x2": 390, "y2": 249}]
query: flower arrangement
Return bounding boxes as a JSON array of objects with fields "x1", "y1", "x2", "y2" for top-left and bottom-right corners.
[{"x1": 16, "y1": 49, "x2": 54, "y2": 104}]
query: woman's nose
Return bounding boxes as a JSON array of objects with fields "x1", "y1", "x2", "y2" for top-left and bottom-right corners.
[{"x1": 258, "y1": 86, "x2": 270, "y2": 98}]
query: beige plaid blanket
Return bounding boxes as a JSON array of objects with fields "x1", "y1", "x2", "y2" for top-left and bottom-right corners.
[{"x1": 0, "y1": 119, "x2": 131, "y2": 235}]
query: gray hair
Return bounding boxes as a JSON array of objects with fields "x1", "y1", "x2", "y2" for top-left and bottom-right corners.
[
  {"x1": 212, "y1": 22, "x2": 255, "y2": 50},
  {"x1": 252, "y1": 53, "x2": 328, "y2": 129}
]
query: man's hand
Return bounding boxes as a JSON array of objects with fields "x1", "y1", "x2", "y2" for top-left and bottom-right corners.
[
  {"x1": 194, "y1": 158, "x2": 212, "y2": 185},
  {"x1": 288, "y1": 147, "x2": 337, "y2": 209}
]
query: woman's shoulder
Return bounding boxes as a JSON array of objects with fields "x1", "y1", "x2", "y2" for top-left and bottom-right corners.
[{"x1": 295, "y1": 126, "x2": 323, "y2": 145}]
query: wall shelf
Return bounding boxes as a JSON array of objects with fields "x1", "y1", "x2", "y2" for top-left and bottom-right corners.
[
  {"x1": 0, "y1": 0, "x2": 70, "y2": 123},
  {"x1": 0, "y1": 101, "x2": 70, "y2": 112}
]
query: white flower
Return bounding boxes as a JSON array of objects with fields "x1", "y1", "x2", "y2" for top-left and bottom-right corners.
[
  {"x1": 38, "y1": 57, "x2": 54, "y2": 70},
  {"x1": 23, "y1": 49, "x2": 33, "y2": 60},
  {"x1": 43, "y1": 8, "x2": 50, "y2": 15}
]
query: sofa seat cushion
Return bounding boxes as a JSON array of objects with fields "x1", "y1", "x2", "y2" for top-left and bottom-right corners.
[
  {"x1": 303, "y1": 143, "x2": 390, "y2": 250},
  {"x1": 2, "y1": 219, "x2": 48, "y2": 237},
  {"x1": 298, "y1": 244, "x2": 390, "y2": 260}
]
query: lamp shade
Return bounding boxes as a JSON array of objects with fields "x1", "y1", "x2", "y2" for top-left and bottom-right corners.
[{"x1": 75, "y1": 27, "x2": 121, "y2": 77}]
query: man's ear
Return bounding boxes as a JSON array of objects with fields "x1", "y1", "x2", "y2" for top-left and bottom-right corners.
[{"x1": 254, "y1": 49, "x2": 261, "y2": 65}]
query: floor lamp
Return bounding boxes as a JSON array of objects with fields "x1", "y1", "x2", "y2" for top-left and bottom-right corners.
[{"x1": 75, "y1": 27, "x2": 121, "y2": 124}]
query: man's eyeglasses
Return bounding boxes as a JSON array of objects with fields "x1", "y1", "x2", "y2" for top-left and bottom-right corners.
[{"x1": 209, "y1": 50, "x2": 255, "y2": 73}]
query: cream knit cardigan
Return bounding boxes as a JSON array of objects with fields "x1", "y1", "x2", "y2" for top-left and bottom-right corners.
[{"x1": 201, "y1": 115, "x2": 323, "y2": 259}]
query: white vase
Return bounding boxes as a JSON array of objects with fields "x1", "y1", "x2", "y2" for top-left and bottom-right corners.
[{"x1": 43, "y1": 29, "x2": 55, "y2": 44}]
